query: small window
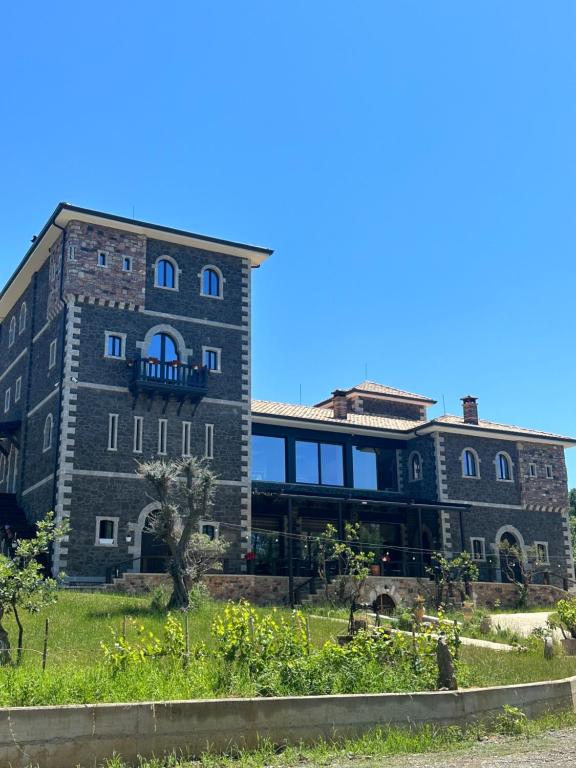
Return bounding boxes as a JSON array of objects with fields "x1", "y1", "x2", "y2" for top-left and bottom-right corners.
[
  {"x1": 200, "y1": 521, "x2": 219, "y2": 540},
  {"x1": 14, "y1": 377, "x2": 22, "y2": 403},
  {"x1": 203, "y1": 347, "x2": 221, "y2": 372},
  {"x1": 158, "y1": 419, "x2": 168, "y2": 455},
  {"x1": 155, "y1": 258, "x2": 177, "y2": 289},
  {"x1": 43, "y1": 414, "x2": 53, "y2": 452},
  {"x1": 108, "y1": 414, "x2": 119, "y2": 451},
  {"x1": 529, "y1": 463, "x2": 537, "y2": 478},
  {"x1": 4, "y1": 388, "x2": 11, "y2": 414},
  {"x1": 470, "y1": 537, "x2": 486, "y2": 561},
  {"x1": 545, "y1": 465, "x2": 553, "y2": 479},
  {"x1": 96, "y1": 518, "x2": 117, "y2": 546},
  {"x1": 496, "y1": 452, "x2": 512, "y2": 481},
  {"x1": 182, "y1": 421, "x2": 192, "y2": 457},
  {"x1": 201, "y1": 267, "x2": 222, "y2": 298},
  {"x1": 205, "y1": 423, "x2": 214, "y2": 459},
  {"x1": 67, "y1": 245, "x2": 76, "y2": 261},
  {"x1": 49, "y1": 339, "x2": 57, "y2": 369},
  {"x1": 97, "y1": 251, "x2": 107, "y2": 267},
  {"x1": 122, "y1": 257, "x2": 132, "y2": 272},
  {"x1": 408, "y1": 452, "x2": 422, "y2": 482},
  {"x1": 462, "y1": 449, "x2": 479, "y2": 478},
  {"x1": 8, "y1": 317, "x2": 16, "y2": 348},
  {"x1": 535, "y1": 541, "x2": 549, "y2": 564},
  {"x1": 19, "y1": 303, "x2": 27, "y2": 334},
  {"x1": 105, "y1": 332, "x2": 125, "y2": 359},
  {"x1": 133, "y1": 416, "x2": 143, "y2": 454}
]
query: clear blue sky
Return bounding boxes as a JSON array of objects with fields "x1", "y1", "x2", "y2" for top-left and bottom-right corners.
[{"x1": 1, "y1": 2, "x2": 575, "y2": 483}]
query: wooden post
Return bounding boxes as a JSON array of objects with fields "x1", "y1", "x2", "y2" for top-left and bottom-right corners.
[
  {"x1": 184, "y1": 613, "x2": 190, "y2": 668},
  {"x1": 288, "y1": 498, "x2": 295, "y2": 608},
  {"x1": 417, "y1": 508, "x2": 424, "y2": 578},
  {"x1": 42, "y1": 618, "x2": 49, "y2": 672}
]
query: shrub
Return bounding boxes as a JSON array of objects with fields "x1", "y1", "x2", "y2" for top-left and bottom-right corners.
[{"x1": 494, "y1": 704, "x2": 528, "y2": 735}]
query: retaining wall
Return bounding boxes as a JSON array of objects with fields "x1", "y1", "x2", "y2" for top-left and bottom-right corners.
[{"x1": 2, "y1": 677, "x2": 576, "y2": 768}]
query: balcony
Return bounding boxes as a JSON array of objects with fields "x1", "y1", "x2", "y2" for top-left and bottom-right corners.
[{"x1": 129, "y1": 359, "x2": 208, "y2": 401}]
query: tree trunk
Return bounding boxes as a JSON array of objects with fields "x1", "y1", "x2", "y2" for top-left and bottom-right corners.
[
  {"x1": 168, "y1": 558, "x2": 190, "y2": 610},
  {"x1": 12, "y1": 603, "x2": 24, "y2": 665},
  {"x1": 0, "y1": 609, "x2": 11, "y2": 666}
]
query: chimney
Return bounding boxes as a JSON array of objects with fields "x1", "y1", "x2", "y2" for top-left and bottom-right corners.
[
  {"x1": 461, "y1": 395, "x2": 479, "y2": 425},
  {"x1": 332, "y1": 390, "x2": 348, "y2": 420}
]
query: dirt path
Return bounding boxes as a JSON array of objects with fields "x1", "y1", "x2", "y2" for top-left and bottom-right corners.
[
  {"x1": 490, "y1": 611, "x2": 553, "y2": 637},
  {"x1": 320, "y1": 728, "x2": 576, "y2": 768}
]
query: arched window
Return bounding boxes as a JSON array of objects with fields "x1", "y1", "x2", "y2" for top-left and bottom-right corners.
[
  {"x1": 408, "y1": 451, "x2": 422, "y2": 482},
  {"x1": 155, "y1": 257, "x2": 177, "y2": 289},
  {"x1": 146, "y1": 332, "x2": 180, "y2": 381},
  {"x1": 201, "y1": 266, "x2": 222, "y2": 298},
  {"x1": 496, "y1": 452, "x2": 512, "y2": 481},
  {"x1": 19, "y1": 303, "x2": 27, "y2": 335},
  {"x1": 462, "y1": 448, "x2": 479, "y2": 478},
  {"x1": 8, "y1": 317, "x2": 16, "y2": 347},
  {"x1": 43, "y1": 414, "x2": 53, "y2": 452}
]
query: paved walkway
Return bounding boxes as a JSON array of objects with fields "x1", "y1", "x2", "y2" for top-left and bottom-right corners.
[{"x1": 490, "y1": 611, "x2": 555, "y2": 637}]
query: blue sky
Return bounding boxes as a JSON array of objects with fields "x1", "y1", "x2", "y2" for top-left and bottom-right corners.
[{"x1": 1, "y1": 2, "x2": 575, "y2": 483}]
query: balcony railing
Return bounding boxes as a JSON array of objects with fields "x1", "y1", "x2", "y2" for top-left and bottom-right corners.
[{"x1": 130, "y1": 358, "x2": 209, "y2": 399}]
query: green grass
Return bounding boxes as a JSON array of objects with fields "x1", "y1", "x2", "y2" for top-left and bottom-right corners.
[
  {"x1": 100, "y1": 710, "x2": 576, "y2": 767},
  {"x1": 1, "y1": 590, "x2": 340, "y2": 671},
  {"x1": 2, "y1": 591, "x2": 576, "y2": 709}
]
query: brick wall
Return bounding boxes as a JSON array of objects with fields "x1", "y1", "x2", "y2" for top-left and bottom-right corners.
[{"x1": 518, "y1": 442, "x2": 569, "y2": 509}]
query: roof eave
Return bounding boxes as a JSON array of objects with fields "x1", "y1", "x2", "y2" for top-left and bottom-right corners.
[{"x1": 416, "y1": 420, "x2": 576, "y2": 447}]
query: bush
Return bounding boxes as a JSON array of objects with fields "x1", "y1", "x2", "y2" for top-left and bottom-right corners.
[{"x1": 494, "y1": 704, "x2": 528, "y2": 735}]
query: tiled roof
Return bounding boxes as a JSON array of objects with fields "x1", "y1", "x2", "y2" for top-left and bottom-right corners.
[
  {"x1": 349, "y1": 380, "x2": 436, "y2": 403},
  {"x1": 251, "y1": 400, "x2": 423, "y2": 432},
  {"x1": 315, "y1": 380, "x2": 436, "y2": 406},
  {"x1": 251, "y1": 400, "x2": 576, "y2": 444},
  {"x1": 432, "y1": 414, "x2": 576, "y2": 443}
]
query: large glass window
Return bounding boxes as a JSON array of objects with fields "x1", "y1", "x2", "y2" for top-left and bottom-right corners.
[
  {"x1": 156, "y1": 258, "x2": 176, "y2": 288},
  {"x1": 295, "y1": 440, "x2": 344, "y2": 486},
  {"x1": 353, "y1": 446, "x2": 397, "y2": 491},
  {"x1": 252, "y1": 435, "x2": 286, "y2": 482}
]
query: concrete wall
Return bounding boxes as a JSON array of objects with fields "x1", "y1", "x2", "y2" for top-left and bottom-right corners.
[{"x1": 2, "y1": 677, "x2": 576, "y2": 768}]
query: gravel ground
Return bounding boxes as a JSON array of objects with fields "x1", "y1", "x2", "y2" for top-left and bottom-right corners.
[{"x1": 318, "y1": 728, "x2": 576, "y2": 768}]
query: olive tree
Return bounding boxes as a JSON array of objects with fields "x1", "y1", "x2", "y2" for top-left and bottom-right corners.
[
  {"x1": 138, "y1": 456, "x2": 228, "y2": 610},
  {"x1": 0, "y1": 512, "x2": 68, "y2": 665}
]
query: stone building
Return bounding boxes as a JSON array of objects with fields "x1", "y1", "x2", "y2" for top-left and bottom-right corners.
[
  {"x1": 0, "y1": 203, "x2": 271, "y2": 580},
  {"x1": 0, "y1": 204, "x2": 574, "y2": 591}
]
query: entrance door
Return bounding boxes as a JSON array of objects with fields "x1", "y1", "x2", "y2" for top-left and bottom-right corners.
[
  {"x1": 141, "y1": 515, "x2": 171, "y2": 573},
  {"x1": 146, "y1": 333, "x2": 180, "y2": 381}
]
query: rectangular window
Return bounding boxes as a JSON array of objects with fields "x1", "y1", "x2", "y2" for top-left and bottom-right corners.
[
  {"x1": 535, "y1": 542, "x2": 549, "y2": 564},
  {"x1": 49, "y1": 339, "x2": 57, "y2": 369},
  {"x1": 14, "y1": 377, "x2": 21, "y2": 403},
  {"x1": 352, "y1": 445, "x2": 397, "y2": 491},
  {"x1": 4, "y1": 388, "x2": 10, "y2": 413},
  {"x1": 158, "y1": 419, "x2": 168, "y2": 455},
  {"x1": 105, "y1": 333, "x2": 125, "y2": 359},
  {"x1": 205, "y1": 423, "x2": 214, "y2": 459},
  {"x1": 133, "y1": 416, "x2": 143, "y2": 453},
  {"x1": 68, "y1": 245, "x2": 76, "y2": 261},
  {"x1": 251, "y1": 435, "x2": 286, "y2": 482},
  {"x1": 96, "y1": 517, "x2": 118, "y2": 546},
  {"x1": 182, "y1": 421, "x2": 192, "y2": 457},
  {"x1": 545, "y1": 465, "x2": 553, "y2": 479},
  {"x1": 122, "y1": 256, "x2": 132, "y2": 272},
  {"x1": 470, "y1": 537, "x2": 486, "y2": 561},
  {"x1": 203, "y1": 347, "x2": 221, "y2": 372},
  {"x1": 97, "y1": 251, "x2": 107, "y2": 267},
  {"x1": 108, "y1": 413, "x2": 119, "y2": 451},
  {"x1": 529, "y1": 463, "x2": 537, "y2": 477},
  {"x1": 295, "y1": 441, "x2": 344, "y2": 486}
]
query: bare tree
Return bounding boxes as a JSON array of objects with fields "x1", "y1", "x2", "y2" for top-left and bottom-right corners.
[{"x1": 138, "y1": 457, "x2": 228, "y2": 610}]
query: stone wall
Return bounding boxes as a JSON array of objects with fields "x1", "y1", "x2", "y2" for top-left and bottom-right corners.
[{"x1": 518, "y1": 442, "x2": 569, "y2": 509}]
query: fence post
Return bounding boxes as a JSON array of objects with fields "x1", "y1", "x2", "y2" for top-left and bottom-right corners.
[{"x1": 42, "y1": 618, "x2": 49, "y2": 672}]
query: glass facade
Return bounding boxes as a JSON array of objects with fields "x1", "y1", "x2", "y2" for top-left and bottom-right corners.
[
  {"x1": 252, "y1": 435, "x2": 286, "y2": 482},
  {"x1": 295, "y1": 441, "x2": 344, "y2": 486},
  {"x1": 353, "y1": 446, "x2": 397, "y2": 491}
]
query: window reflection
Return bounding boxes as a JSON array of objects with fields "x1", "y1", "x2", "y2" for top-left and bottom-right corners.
[
  {"x1": 252, "y1": 435, "x2": 286, "y2": 482},
  {"x1": 353, "y1": 446, "x2": 397, "y2": 491},
  {"x1": 295, "y1": 441, "x2": 344, "y2": 486}
]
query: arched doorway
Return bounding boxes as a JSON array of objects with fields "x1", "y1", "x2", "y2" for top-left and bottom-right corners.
[
  {"x1": 146, "y1": 332, "x2": 180, "y2": 381},
  {"x1": 499, "y1": 531, "x2": 522, "y2": 584},
  {"x1": 373, "y1": 593, "x2": 396, "y2": 616},
  {"x1": 141, "y1": 515, "x2": 171, "y2": 573}
]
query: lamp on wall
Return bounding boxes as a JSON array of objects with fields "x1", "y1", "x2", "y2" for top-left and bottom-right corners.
[{"x1": 125, "y1": 533, "x2": 133, "y2": 545}]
